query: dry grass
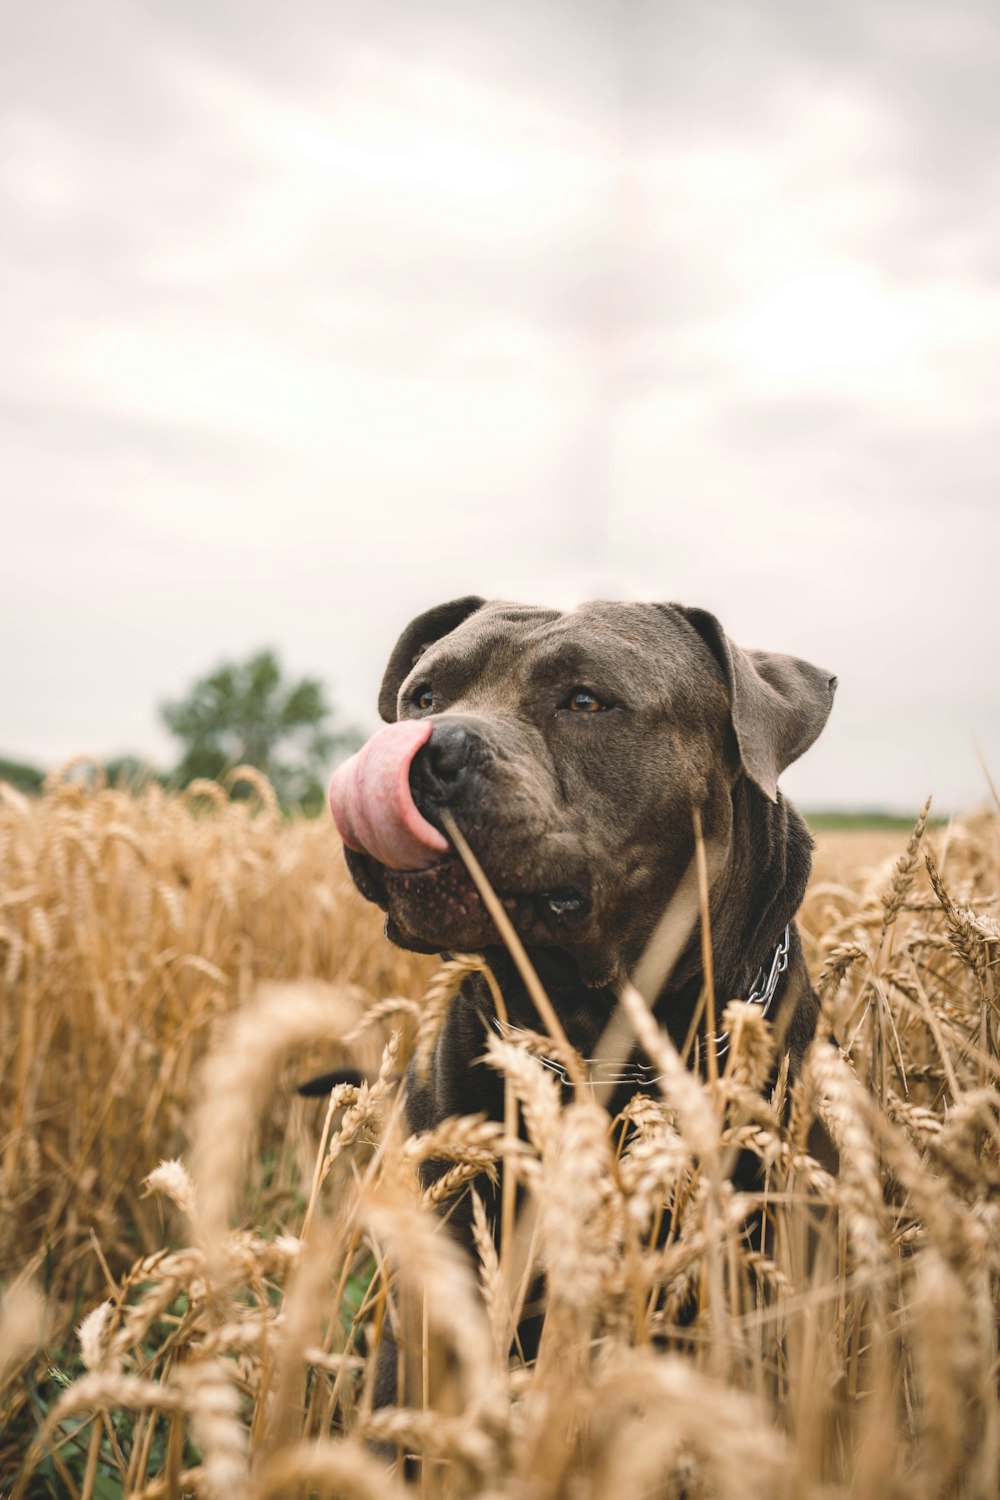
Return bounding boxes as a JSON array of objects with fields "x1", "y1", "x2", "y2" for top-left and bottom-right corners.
[{"x1": 1, "y1": 769, "x2": 998, "y2": 1498}]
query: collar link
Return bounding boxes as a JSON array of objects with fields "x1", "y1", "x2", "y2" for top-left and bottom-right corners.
[{"x1": 489, "y1": 925, "x2": 791, "y2": 1086}]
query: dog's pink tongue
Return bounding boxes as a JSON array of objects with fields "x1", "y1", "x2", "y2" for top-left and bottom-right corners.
[{"x1": 328, "y1": 719, "x2": 449, "y2": 871}]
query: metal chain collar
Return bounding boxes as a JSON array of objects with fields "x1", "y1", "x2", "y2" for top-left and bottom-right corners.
[
  {"x1": 490, "y1": 924, "x2": 790, "y2": 1086},
  {"x1": 712, "y1": 923, "x2": 789, "y2": 1062}
]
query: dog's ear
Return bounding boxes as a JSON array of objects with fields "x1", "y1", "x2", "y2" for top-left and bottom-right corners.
[
  {"x1": 378, "y1": 596, "x2": 486, "y2": 722},
  {"x1": 675, "y1": 606, "x2": 837, "y2": 802}
]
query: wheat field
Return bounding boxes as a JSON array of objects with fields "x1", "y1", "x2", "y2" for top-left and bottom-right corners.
[{"x1": 1, "y1": 765, "x2": 998, "y2": 1499}]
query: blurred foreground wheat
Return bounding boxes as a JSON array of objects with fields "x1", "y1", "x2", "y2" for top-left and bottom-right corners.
[{"x1": 1, "y1": 770, "x2": 998, "y2": 1499}]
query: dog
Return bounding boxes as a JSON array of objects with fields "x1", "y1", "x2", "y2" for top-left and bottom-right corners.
[{"x1": 326, "y1": 595, "x2": 836, "y2": 1394}]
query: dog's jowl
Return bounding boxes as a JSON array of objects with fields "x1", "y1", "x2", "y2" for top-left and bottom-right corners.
[{"x1": 327, "y1": 596, "x2": 836, "y2": 1397}]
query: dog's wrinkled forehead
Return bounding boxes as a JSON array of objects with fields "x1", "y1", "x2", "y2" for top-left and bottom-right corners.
[
  {"x1": 398, "y1": 601, "x2": 718, "y2": 714},
  {"x1": 402, "y1": 603, "x2": 557, "y2": 709},
  {"x1": 382, "y1": 594, "x2": 836, "y2": 803}
]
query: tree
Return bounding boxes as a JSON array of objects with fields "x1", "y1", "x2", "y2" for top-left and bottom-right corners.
[
  {"x1": 0, "y1": 754, "x2": 44, "y2": 794},
  {"x1": 161, "y1": 650, "x2": 360, "y2": 811}
]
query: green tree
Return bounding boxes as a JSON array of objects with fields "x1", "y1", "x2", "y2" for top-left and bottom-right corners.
[
  {"x1": 0, "y1": 754, "x2": 45, "y2": 794},
  {"x1": 161, "y1": 650, "x2": 360, "y2": 811}
]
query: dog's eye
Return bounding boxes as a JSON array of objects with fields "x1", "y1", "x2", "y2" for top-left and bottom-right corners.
[
  {"x1": 411, "y1": 684, "x2": 434, "y2": 711},
  {"x1": 566, "y1": 688, "x2": 604, "y2": 713}
]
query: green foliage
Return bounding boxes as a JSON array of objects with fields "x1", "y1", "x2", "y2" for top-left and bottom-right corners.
[
  {"x1": 8, "y1": 1287, "x2": 201, "y2": 1499},
  {"x1": 805, "y1": 808, "x2": 948, "y2": 831},
  {"x1": 161, "y1": 649, "x2": 360, "y2": 810},
  {"x1": 340, "y1": 1258, "x2": 376, "y2": 1346},
  {"x1": 104, "y1": 755, "x2": 165, "y2": 792},
  {"x1": 0, "y1": 754, "x2": 45, "y2": 794}
]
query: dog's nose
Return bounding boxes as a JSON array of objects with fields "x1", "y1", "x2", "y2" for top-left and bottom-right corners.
[
  {"x1": 411, "y1": 721, "x2": 473, "y2": 800},
  {"x1": 423, "y1": 722, "x2": 473, "y2": 783}
]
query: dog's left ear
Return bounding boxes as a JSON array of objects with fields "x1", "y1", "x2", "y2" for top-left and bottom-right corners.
[
  {"x1": 675, "y1": 606, "x2": 837, "y2": 802},
  {"x1": 378, "y1": 595, "x2": 486, "y2": 721}
]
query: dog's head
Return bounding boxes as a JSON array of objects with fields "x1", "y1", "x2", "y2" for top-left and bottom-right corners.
[{"x1": 330, "y1": 597, "x2": 835, "y2": 986}]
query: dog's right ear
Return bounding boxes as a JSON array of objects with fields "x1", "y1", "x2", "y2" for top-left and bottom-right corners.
[
  {"x1": 674, "y1": 605, "x2": 837, "y2": 802},
  {"x1": 378, "y1": 596, "x2": 486, "y2": 722}
]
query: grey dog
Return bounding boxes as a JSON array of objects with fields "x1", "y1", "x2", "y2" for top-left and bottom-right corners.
[{"x1": 326, "y1": 595, "x2": 836, "y2": 1390}]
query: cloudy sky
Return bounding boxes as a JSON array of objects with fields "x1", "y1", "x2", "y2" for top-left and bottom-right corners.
[{"x1": 2, "y1": 0, "x2": 998, "y2": 812}]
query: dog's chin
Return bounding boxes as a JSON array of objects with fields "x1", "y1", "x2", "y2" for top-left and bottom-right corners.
[
  {"x1": 344, "y1": 848, "x2": 595, "y2": 958},
  {"x1": 382, "y1": 915, "x2": 441, "y2": 955}
]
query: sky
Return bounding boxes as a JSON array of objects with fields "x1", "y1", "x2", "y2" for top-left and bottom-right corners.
[{"x1": 2, "y1": 0, "x2": 998, "y2": 812}]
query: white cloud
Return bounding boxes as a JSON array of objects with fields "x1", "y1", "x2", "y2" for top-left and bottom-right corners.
[{"x1": 1, "y1": 0, "x2": 998, "y2": 812}]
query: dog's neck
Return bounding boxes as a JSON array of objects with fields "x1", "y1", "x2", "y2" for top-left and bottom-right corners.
[{"x1": 699, "y1": 779, "x2": 812, "y2": 1000}]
